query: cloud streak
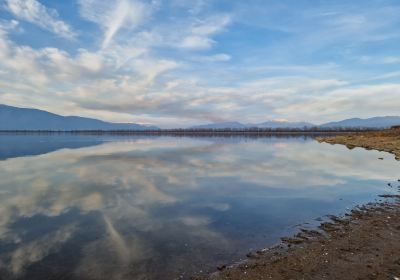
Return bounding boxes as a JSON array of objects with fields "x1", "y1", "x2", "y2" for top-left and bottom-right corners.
[{"x1": 78, "y1": 0, "x2": 151, "y2": 48}]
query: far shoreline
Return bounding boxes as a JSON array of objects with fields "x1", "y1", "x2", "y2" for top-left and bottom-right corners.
[{"x1": 0, "y1": 128, "x2": 379, "y2": 137}]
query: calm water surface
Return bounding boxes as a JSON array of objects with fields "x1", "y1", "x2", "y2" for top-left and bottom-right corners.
[{"x1": 0, "y1": 135, "x2": 398, "y2": 280}]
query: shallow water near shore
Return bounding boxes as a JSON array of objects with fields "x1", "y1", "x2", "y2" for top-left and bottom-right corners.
[{"x1": 0, "y1": 134, "x2": 398, "y2": 280}]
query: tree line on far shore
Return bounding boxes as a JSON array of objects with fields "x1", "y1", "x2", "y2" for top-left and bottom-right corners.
[{"x1": 0, "y1": 126, "x2": 388, "y2": 135}]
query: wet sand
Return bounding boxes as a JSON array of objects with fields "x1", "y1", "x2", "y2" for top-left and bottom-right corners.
[{"x1": 198, "y1": 128, "x2": 400, "y2": 280}]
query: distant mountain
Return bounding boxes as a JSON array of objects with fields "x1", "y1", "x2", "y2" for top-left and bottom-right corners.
[
  {"x1": 3, "y1": 104, "x2": 399, "y2": 131},
  {"x1": 0, "y1": 104, "x2": 158, "y2": 130},
  {"x1": 255, "y1": 121, "x2": 315, "y2": 129},
  {"x1": 191, "y1": 122, "x2": 248, "y2": 129},
  {"x1": 192, "y1": 117, "x2": 400, "y2": 130},
  {"x1": 191, "y1": 121, "x2": 315, "y2": 129},
  {"x1": 320, "y1": 116, "x2": 400, "y2": 128}
]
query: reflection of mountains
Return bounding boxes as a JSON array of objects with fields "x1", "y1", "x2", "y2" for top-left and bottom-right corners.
[
  {"x1": 0, "y1": 134, "x2": 315, "y2": 161},
  {"x1": 0, "y1": 134, "x2": 103, "y2": 160}
]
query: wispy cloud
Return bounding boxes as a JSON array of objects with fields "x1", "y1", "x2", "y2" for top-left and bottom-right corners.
[
  {"x1": 193, "y1": 53, "x2": 231, "y2": 62},
  {"x1": 78, "y1": 0, "x2": 152, "y2": 49},
  {"x1": 180, "y1": 14, "x2": 231, "y2": 49},
  {"x1": 4, "y1": 0, "x2": 76, "y2": 39}
]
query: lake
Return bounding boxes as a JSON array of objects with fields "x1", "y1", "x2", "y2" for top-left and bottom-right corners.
[{"x1": 0, "y1": 134, "x2": 398, "y2": 280}]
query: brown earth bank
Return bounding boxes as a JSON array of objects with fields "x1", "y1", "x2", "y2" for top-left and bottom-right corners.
[
  {"x1": 316, "y1": 126, "x2": 400, "y2": 160},
  {"x1": 195, "y1": 128, "x2": 400, "y2": 280}
]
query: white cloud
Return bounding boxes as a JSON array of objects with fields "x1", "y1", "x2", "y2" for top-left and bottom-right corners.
[
  {"x1": 0, "y1": 24, "x2": 182, "y2": 124},
  {"x1": 181, "y1": 35, "x2": 214, "y2": 49},
  {"x1": 1, "y1": 23, "x2": 399, "y2": 127},
  {"x1": 180, "y1": 14, "x2": 231, "y2": 49},
  {"x1": 78, "y1": 0, "x2": 151, "y2": 49},
  {"x1": 192, "y1": 15, "x2": 231, "y2": 36},
  {"x1": 4, "y1": 0, "x2": 76, "y2": 39},
  {"x1": 132, "y1": 58, "x2": 179, "y2": 84},
  {"x1": 275, "y1": 83, "x2": 400, "y2": 123},
  {"x1": 0, "y1": 1, "x2": 399, "y2": 127},
  {"x1": 209, "y1": 53, "x2": 231, "y2": 61}
]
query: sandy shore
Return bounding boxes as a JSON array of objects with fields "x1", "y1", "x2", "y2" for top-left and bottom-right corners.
[
  {"x1": 201, "y1": 199, "x2": 400, "y2": 280},
  {"x1": 316, "y1": 127, "x2": 400, "y2": 160},
  {"x1": 197, "y1": 128, "x2": 400, "y2": 280}
]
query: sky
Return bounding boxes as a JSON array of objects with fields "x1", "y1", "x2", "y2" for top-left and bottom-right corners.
[{"x1": 0, "y1": 0, "x2": 399, "y2": 128}]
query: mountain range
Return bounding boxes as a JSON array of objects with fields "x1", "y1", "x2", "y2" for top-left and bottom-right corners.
[
  {"x1": 1, "y1": 104, "x2": 400, "y2": 130},
  {"x1": 319, "y1": 117, "x2": 400, "y2": 128},
  {"x1": 0, "y1": 104, "x2": 157, "y2": 130},
  {"x1": 191, "y1": 117, "x2": 400, "y2": 129},
  {"x1": 191, "y1": 121, "x2": 314, "y2": 129}
]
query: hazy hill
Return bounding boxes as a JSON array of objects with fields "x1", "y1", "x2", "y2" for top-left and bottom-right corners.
[
  {"x1": 0, "y1": 104, "x2": 158, "y2": 130},
  {"x1": 191, "y1": 120, "x2": 315, "y2": 129},
  {"x1": 191, "y1": 122, "x2": 248, "y2": 129},
  {"x1": 191, "y1": 117, "x2": 400, "y2": 129},
  {"x1": 3, "y1": 104, "x2": 399, "y2": 130},
  {"x1": 255, "y1": 121, "x2": 315, "y2": 128},
  {"x1": 320, "y1": 116, "x2": 400, "y2": 128}
]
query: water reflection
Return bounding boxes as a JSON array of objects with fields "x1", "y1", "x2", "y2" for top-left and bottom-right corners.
[
  {"x1": 0, "y1": 136, "x2": 397, "y2": 279},
  {"x1": 0, "y1": 134, "x2": 104, "y2": 161}
]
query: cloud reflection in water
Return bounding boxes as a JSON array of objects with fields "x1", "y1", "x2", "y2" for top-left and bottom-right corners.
[{"x1": 0, "y1": 136, "x2": 398, "y2": 279}]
